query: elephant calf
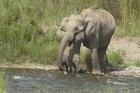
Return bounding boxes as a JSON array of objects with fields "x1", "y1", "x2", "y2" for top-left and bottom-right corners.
[{"x1": 62, "y1": 46, "x2": 80, "y2": 74}]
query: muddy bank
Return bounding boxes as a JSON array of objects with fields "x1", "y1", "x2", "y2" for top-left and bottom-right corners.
[{"x1": 0, "y1": 63, "x2": 140, "y2": 78}]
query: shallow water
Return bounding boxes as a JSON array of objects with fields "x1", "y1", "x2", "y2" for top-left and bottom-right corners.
[{"x1": 3, "y1": 68, "x2": 140, "y2": 93}]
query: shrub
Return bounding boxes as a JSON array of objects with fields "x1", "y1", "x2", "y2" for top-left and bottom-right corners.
[{"x1": 108, "y1": 51, "x2": 124, "y2": 66}]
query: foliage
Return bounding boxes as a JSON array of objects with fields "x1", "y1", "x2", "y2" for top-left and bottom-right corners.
[
  {"x1": 134, "y1": 60, "x2": 140, "y2": 67},
  {"x1": 108, "y1": 51, "x2": 124, "y2": 66},
  {"x1": 0, "y1": 0, "x2": 61, "y2": 64},
  {"x1": 124, "y1": 59, "x2": 140, "y2": 67},
  {"x1": 0, "y1": 0, "x2": 140, "y2": 64},
  {"x1": 0, "y1": 71, "x2": 5, "y2": 93}
]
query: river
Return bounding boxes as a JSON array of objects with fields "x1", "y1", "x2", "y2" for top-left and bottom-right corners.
[{"x1": 3, "y1": 68, "x2": 140, "y2": 93}]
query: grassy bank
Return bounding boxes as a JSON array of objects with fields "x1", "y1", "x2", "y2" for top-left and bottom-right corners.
[
  {"x1": 0, "y1": 71, "x2": 5, "y2": 93},
  {"x1": 0, "y1": 0, "x2": 140, "y2": 64}
]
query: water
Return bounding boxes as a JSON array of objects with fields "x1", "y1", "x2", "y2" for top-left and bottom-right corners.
[{"x1": 4, "y1": 68, "x2": 140, "y2": 93}]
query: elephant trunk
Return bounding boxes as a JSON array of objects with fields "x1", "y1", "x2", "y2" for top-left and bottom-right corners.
[{"x1": 57, "y1": 35, "x2": 71, "y2": 70}]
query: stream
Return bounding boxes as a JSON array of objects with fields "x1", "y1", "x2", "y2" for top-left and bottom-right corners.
[{"x1": 3, "y1": 68, "x2": 140, "y2": 93}]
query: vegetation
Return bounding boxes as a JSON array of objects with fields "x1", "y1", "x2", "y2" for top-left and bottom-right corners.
[
  {"x1": 124, "y1": 59, "x2": 140, "y2": 67},
  {"x1": 0, "y1": 71, "x2": 5, "y2": 93},
  {"x1": 107, "y1": 50, "x2": 140, "y2": 67},
  {"x1": 108, "y1": 51, "x2": 124, "y2": 66},
  {"x1": 0, "y1": 0, "x2": 140, "y2": 64},
  {"x1": 133, "y1": 60, "x2": 140, "y2": 67}
]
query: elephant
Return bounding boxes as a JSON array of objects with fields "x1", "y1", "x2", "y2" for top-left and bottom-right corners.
[
  {"x1": 57, "y1": 15, "x2": 85, "y2": 73},
  {"x1": 61, "y1": 44, "x2": 81, "y2": 74},
  {"x1": 57, "y1": 7, "x2": 115, "y2": 74}
]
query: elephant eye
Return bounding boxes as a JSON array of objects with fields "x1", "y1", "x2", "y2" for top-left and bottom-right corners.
[{"x1": 61, "y1": 27, "x2": 66, "y2": 32}]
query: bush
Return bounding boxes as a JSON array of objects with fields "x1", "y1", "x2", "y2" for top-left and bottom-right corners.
[{"x1": 108, "y1": 51, "x2": 124, "y2": 66}]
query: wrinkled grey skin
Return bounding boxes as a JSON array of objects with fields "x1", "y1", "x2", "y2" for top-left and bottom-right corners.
[
  {"x1": 68, "y1": 42, "x2": 81, "y2": 73},
  {"x1": 62, "y1": 47, "x2": 80, "y2": 74},
  {"x1": 57, "y1": 8, "x2": 115, "y2": 74}
]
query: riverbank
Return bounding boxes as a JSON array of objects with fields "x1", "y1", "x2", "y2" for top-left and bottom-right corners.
[
  {"x1": 0, "y1": 63, "x2": 140, "y2": 78},
  {"x1": 0, "y1": 63, "x2": 58, "y2": 71}
]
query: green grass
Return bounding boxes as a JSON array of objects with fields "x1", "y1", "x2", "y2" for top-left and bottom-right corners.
[
  {"x1": 0, "y1": 71, "x2": 5, "y2": 93},
  {"x1": 134, "y1": 60, "x2": 140, "y2": 67},
  {"x1": 0, "y1": 0, "x2": 62, "y2": 64},
  {"x1": 108, "y1": 51, "x2": 124, "y2": 66},
  {"x1": 0, "y1": 0, "x2": 140, "y2": 64},
  {"x1": 123, "y1": 59, "x2": 140, "y2": 67},
  {"x1": 107, "y1": 50, "x2": 140, "y2": 67},
  {"x1": 115, "y1": 20, "x2": 140, "y2": 37}
]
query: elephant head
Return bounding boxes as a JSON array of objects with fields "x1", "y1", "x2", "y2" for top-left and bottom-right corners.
[
  {"x1": 60, "y1": 15, "x2": 86, "y2": 42},
  {"x1": 57, "y1": 15, "x2": 86, "y2": 70}
]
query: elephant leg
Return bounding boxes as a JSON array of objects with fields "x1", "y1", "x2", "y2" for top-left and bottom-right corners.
[
  {"x1": 104, "y1": 51, "x2": 113, "y2": 71},
  {"x1": 91, "y1": 48, "x2": 101, "y2": 75},
  {"x1": 65, "y1": 64, "x2": 68, "y2": 73},
  {"x1": 68, "y1": 49, "x2": 79, "y2": 73},
  {"x1": 73, "y1": 54, "x2": 80, "y2": 73},
  {"x1": 98, "y1": 48, "x2": 105, "y2": 72},
  {"x1": 86, "y1": 51, "x2": 92, "y2": 73},
  {"x1": 98, "y1": 47, "x2": 112, "y2": 72},
  {"x1": 63, "y1": 62, "x2": 68, "y2": 75},
  {"x1": 68, "y1": 48, "x2": 74, "y2": 73}
]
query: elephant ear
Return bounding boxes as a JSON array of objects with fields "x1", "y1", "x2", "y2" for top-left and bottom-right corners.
[
  {"x1": 80, "y1": 8, "x2": 98, "y2": 37},
  {"x1": 84, "y1": 12, "x2": 101, "y2": 47},
  {"x1": 60, "y1": 17, "x2": 69, "y2": 32},
  {"x1": 73, "y1": 15, "x2": 87, "y2": 33},
  {"x1": 84, "y1": 16, "x2": 96, "y2": 37}
]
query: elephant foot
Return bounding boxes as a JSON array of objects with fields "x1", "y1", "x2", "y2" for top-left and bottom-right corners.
[
  {"x1": 91, "y1": 69, "x2": 102, "y2": 75},
  {"x1": 101, "y1": 65, "x2": 113, "y2": 73},
  {"x1": 58, "y1": 65, "x2": 64, "y2": 71},
  {"x1": 105, "y1": 66, "x2": 112, "y2": 71}
]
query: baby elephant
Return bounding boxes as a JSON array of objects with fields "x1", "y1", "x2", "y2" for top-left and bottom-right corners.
[{"x1": 62, "y1": 47, "x2": 80, "y2": 74}]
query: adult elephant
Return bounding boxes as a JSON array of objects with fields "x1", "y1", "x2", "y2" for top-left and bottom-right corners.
[{"x1": 57, "y1": 8, "x2": 115, "y2": 74}]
